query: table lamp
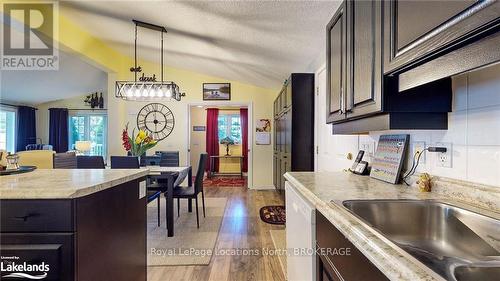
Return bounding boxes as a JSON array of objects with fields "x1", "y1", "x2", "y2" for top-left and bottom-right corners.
[
  {"x1": 220, "y1": 137, "x2": 235, "y2": 156},
  {"x1": 75, "y1": 141, "x2": 92, "y2": 155}
]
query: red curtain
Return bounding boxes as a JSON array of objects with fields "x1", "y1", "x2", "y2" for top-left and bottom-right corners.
[
  {"x1": 240, "y1": 108, "x2": 248, "y2": 172},
  {"x1": 206, "y1": 108, "x2": 219, "y2": 172}
]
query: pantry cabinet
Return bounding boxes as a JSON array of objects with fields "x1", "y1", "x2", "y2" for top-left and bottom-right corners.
[{"x1": 273, "y1": 74, "x2": 314, "y2": 192}]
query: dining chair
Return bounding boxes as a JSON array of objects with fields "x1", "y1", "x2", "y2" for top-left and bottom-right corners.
[
  {"x1": 140, "y1": 155, "x2": 161, "y2": 166},
  {"x1": 110, "y1": 156, "x2": 162, "y2": 227},
  {"x1": 110, "y1": 156, "x2": 140, "y2": 169},
  {"x1": 173, "y1": 153, "x2": 207, "y2": 228},
  {"x1": 76, "y1": 156, "x2": 105, "y2": 169},
  {"x1": 156, "y1": 151, "x2": 180, "y2": 167},
  {"x1": 53, "y1": 152, "x2": 77, "y2": 169},
  {"x1": 17, "y1": 150, "x2": 55, "y2": 169}
]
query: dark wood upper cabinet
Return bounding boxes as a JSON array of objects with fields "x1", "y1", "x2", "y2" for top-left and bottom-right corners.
[
  {"x1": 326, "y1": 1, "x2": 346, "y2": 123},
  {"x1": 345, "y1": 0, "x2": 383, "y2": 119},
  {"x1": 325, "y1": 0, "x2": 499, "y2": 133},
  {"x1": 384, "y1": 0, "x2": 500, "y2": 90}
]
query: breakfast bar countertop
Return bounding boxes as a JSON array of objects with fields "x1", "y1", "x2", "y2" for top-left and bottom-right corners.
[
  {"x1": 284, "y1": 171, "x2": 500, "y2": 281},
  {"x1": 0, "y1": 169, "x2": 149, "y2": 199}
]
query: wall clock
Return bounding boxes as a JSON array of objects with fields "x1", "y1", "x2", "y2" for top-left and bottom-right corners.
[{"x1": 136, "y1": 103, "x2": 175, "y2": 141}]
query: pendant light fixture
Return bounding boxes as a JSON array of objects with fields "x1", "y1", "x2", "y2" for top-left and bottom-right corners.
[{"x1": 115, "y1": 20, "x2": 186, "y2": 101}]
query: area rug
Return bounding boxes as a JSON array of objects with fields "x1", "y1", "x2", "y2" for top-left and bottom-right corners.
[
  {"x1": 259, "y1": 206, "x2": 286, "y2": 225},
  {"x1": 202, "y1": 176, "x2": 246, "y2": 187},
  {"x1": 270, "y1": 229, "x2": 287, "y2": 277},
  {"x1": 147, "y1": 196, "x2": 227, "y2": 266}
]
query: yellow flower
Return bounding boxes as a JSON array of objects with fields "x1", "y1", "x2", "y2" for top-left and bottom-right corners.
[
  {"x1": 137, "y1": 130, "x2": 147, "y2": 140},
  {"x1": 135, "y1": 136, "x2": 142, "y2": 144}
]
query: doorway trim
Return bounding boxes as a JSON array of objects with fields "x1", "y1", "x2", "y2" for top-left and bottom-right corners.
[
  {"x1": 186, "y1": 101, "x2": 253, "y2": 189},
  {"x1": 314, "y1": 64, "x2": 326, "y2": 171}
]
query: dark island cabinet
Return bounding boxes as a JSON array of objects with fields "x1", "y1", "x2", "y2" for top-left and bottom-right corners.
[
  {"x1": 384, "y1": 0, "x2": 500, "y2": 90},
  {"x1": 316, "y1": 210, "x2": 389, "y2": 281},
  {"x1": 273, "y1": 73, "x2": 314, "y2": 192},
  {"x1": 0, "y1": 178, "x2": 147, "y2": 281}
]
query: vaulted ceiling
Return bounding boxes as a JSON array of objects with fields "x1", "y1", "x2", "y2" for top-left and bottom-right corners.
[{"x1": 60, "y1": 0, "x2": 340, "y2": 89}]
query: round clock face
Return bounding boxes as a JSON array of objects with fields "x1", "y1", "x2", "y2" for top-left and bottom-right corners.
[{"x1": 136, "y1": 103, "x2": 175, "y2": 141}]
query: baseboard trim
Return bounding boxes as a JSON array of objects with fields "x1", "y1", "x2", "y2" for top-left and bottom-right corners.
[{"x1": 249, "y1": 185, "x2": 276, "y2": 190}]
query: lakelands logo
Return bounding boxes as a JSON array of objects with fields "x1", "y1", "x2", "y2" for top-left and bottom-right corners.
[
  {"x1": 1, "y1": 260, "x2": 50, "y2": 279},
  {"x1": 1, "y1": 1, "x2": 59, "y2": 70}
]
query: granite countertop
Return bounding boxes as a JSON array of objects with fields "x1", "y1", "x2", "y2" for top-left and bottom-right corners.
[
  {"x1": 284, "y1": 171, "x2": 500, "y2": 281},
  {"x1": 0, "y1": 169, "x2": 149, "y2": 199}
]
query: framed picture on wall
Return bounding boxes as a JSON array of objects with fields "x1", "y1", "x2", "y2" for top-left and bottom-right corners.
[{"x1": 203, "y1": 83, "x2": 231, "y2": 100}]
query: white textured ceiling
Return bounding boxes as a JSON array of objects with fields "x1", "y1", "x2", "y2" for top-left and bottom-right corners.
[
  {"x1": 60, "y1": 0, "x2": 340, "y2": 89},
  {"x1": 1, "y1": 50, "x2": 107, "y2": 105}
]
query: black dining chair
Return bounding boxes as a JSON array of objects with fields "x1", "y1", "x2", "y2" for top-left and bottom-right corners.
[
  {"x1": 156, "y1": 151, "x2": 180, "y2": 167},
  {"x1": 53, "y1": 152, "x2": 77, "y2": 169},
  {"x1": 76, "y1": 156, "x2": 105, "y2": 169},
  {"x1": 173, "y1": 153, "x2": 207, "y2": 228},
  {"x1": 140, "y1": 155, "x2": 162, "y2": 166},
  {"x1": 110, "y1": 156, "x2": 162, "y2": 227},
  {"x1": 110, "y1": 156, "x2": 140, "y2": 168}
]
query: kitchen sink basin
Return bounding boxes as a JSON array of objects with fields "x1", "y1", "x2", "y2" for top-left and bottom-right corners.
[
  {"x1": 342, "y1": 200, "x2": 500, "y2": 280},
  {"x1": 454, "y1": 266, "x2": 500, "y2": 281}
]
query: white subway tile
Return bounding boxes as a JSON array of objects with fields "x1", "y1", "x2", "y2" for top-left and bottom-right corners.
[
  {"x1": 467, "y1": 106, "x2": 500, "y2": 146},
  {"x1": 452, "y1": 74, "x2": 468, "y2": 111},
  {"x1": 467, "y1": 62, "x2": 500, "y2": 109},
  {"x1": 467, "y1": 145, "x2": 500, "y2": 187}
]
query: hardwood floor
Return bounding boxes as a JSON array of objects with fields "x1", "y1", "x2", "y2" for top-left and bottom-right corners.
[{"x1": 147, "y1": 186, "x2": 286, "y2": 281}]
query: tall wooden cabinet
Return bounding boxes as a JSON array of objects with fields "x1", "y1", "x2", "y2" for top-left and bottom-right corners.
[{"x1": 273, "y1": 73, "x2": 314, "y2": 192}]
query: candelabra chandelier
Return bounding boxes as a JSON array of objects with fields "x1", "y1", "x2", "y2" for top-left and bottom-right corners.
[{"x1": 115, "y1": 20, "x2": 186, "y2": 101}]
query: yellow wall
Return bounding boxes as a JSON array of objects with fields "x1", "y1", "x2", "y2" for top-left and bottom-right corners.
[
  {"x1": 28, "y1": 10, "x2": 278, "y2": 188},
  {"x1": 189, "y1": 107, "x2": 206, "y2": 174}
]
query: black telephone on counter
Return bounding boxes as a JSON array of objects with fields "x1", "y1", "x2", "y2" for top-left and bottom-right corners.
[{"x1": 350, "y1": 150, "x2": 369, "y2": 175}]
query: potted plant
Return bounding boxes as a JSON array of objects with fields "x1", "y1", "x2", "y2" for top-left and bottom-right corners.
[{"x1": 122, "y1": 123, "x2": 157, "y2": 157}]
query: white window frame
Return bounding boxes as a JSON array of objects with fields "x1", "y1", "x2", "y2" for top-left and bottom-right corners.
[
  {"x1": 68, "y1": 111, "x2": 108, "y2": 158},
  {"x1": 0, "y1": 105, "x2": 17, "y2": 153},
  {"x1": 218, "y1": 113, "x2": 241, "y2": 144}
]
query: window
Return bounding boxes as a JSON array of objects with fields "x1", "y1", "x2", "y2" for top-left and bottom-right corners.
[
  {"x1": 69, "y1": 114, "x2": 107, "y2": 158},
  {"x1": 218, "y1": 114, "x2": 241, "y2": 143},
  {"x1": 0, "y1": 109, "x2": 16, "y2": 153}
]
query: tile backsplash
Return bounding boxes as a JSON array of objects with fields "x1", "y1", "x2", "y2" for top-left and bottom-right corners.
[{"x1": 320, "y1": 63, "x2": 500, "y2": 187}]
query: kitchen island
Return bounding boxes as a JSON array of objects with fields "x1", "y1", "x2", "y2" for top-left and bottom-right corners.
[{"x1": 0, "y1": 169, "x2": 149, "y2": 281}]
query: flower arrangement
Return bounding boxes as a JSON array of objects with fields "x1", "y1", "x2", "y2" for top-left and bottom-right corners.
[{"x1": 122, "y1": 123, "x2": 157, "y2": 156}]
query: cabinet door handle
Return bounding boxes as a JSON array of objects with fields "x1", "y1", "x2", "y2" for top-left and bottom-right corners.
[{"x1": 13, "y1": 213, "x2": 40, "y2": 222}]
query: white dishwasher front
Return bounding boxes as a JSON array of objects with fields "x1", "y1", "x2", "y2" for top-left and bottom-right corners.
[{"x1": 285, "y1": 181, "x2": 316, "y2": 281}]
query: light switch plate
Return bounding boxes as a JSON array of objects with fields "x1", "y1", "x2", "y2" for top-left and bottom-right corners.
[
  {"x1": 139, "y1": 180, "x2": 146, "y2": 199},
  {"x1": 412, "y1": 141, "x2": 426, "y2": 164}
]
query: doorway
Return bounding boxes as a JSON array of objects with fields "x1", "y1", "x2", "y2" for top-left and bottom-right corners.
[{"x1": 187, "y1": 102, "x2": 253, "y2": 188}]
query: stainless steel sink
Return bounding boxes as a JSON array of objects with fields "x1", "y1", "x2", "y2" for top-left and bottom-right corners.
[{"x1": 342, "y1": 200, "x2": 500, "y2": 281}]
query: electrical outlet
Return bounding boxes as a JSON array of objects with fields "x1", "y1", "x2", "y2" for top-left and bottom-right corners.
[
  {"x1": 412, "y1": 141, "x2": 426, "y2": 163},
  {"x1": 435, "y1": 142, "x2": 452, "y2": 168}
]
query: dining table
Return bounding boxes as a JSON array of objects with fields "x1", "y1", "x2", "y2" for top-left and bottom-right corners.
[{"x1": 145, "y1": 165, "x2": 192, "y2": 237}]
